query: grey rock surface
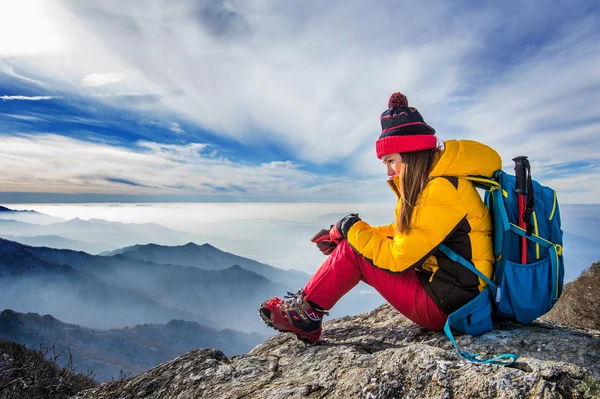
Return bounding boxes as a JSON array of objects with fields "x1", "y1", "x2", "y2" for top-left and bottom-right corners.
[{"x1": 73, "y1": 304, "x2": 600, "y2": 399}]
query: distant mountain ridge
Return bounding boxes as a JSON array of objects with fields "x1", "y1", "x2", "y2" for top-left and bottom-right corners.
[
  {"x1": 0, "y1": 217, "x2": 199, "y2": 247},
  {"x1": 0, "y1": 205, "x2": 18, "y2": 211},
  {"x1": 0, "y1": 233, "x2": 116, "y2": 254},
  {"x1": 2, "y1": 204, "x2": 598, "y2": 283},
  {"x1": 0, "y1": 309, "x2": 267, "y2": 383},
  {"x1": 102, "y1": 242, "x2": 310, "y2": 284},
  {"x1": 0, "y1": 205, "x2": 36, "y2": 213},
  {"x1": 0, "y1": 205, "x2": 65, "y2": 224},
  {"x1": 0, "y1": 238, "x2": 289, "y2": 332},
  {"x1": 0, "y1": 238, "x2": 207, "y2": 328}
]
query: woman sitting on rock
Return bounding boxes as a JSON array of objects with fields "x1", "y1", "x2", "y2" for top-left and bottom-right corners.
[{"x1": 259, "y1": 92, "x2": 501, "y2": 344}]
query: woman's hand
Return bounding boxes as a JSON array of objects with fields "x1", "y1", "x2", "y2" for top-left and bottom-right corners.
[
  {"x1": 312, "y1": 214, "x2": 362, "y2": 255},
  {"x1": 310, "y1": 228, "x2": 337, "y2": 255}
]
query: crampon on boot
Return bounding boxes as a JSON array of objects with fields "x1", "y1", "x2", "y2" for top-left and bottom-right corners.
[{"x1": 259, "y1": 289, "x2": 329, "y2": 344}]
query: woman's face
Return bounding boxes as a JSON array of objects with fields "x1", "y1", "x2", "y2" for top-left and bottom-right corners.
[{"x1": 382, "y1": 153, "x2": 403, "y2": 177}]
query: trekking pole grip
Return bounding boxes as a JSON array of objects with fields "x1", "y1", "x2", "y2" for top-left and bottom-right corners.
[{"x1": 512, "y1": 156, "x2": 528, "y2": 195}]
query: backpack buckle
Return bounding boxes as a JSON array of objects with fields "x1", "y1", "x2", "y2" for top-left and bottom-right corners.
[{"x1": 554, "y1": 244, "x2": 563, "y2": 256}]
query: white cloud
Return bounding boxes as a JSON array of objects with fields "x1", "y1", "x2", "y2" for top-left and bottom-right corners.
[
  {"x1": 2, "y1": 114, "x2": 42, "y2": 121},
  {"x1": 265, "y1": 161, "x2": 297, "y2": 169},
  {"x1": 1, "y1": 1, "x2": 598, "y2": 202},
  {"x1": 0, "y1": 134, "x2": 386, "y2": 201},
  {"x1": 0, "y1": 0, "x2": 65, "y2": 57},
  {"x1": 461, "y1": 24, "x2": 600, "y2": 162},
  {"x1": 0, "y1": 95, "x2": 61, "y2": 101},
  {"x1": 81, "y1": 72, "x2": 124, "y2": 87},
  {"x1": 90, "y1": 92, "x2": 148, "y2": 98},
  {"x1": 454, "y1": 19, "x2": 600, "y2": 203},
  {"x1": 169, "y1": 122, "x2": 184, "y2": 134},
  {"x1": 0, "y1": 63, "x2": 48, "y2": 87},
  {"x1": 0, "y1": 1, "x2": 485, "y2": 163}
]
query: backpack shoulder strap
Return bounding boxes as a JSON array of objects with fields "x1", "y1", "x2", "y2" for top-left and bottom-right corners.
[
  {"x1": 462, "y1": 175, "x2": 501, "y2": 191},
  {"x1": 438, "y1": 244, "x2": 497, "y2": 294},
  {"x1": 436, "y1": 174, "x2": 503, "y2": 196}
]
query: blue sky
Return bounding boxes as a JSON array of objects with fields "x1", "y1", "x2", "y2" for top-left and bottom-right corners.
[{"x1": 0, "y1": 0, "x2": 599, "y2": 203}]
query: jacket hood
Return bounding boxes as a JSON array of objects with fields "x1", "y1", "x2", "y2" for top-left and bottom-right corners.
[{"x1": 430, "y1": 140, "x2": 501, "y2": 178}]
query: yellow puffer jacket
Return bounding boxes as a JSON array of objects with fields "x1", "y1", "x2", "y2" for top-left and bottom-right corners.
[{"x1": 346, "y1": 140, "x2": 502, "y2": 314}]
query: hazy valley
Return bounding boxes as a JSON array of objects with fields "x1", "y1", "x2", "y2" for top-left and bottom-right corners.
[{"x1": 0, "y1": 205, "x2": 387, "y2": 383}]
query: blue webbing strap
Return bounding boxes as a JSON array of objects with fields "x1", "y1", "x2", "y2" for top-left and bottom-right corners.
[
  {"x1": 508, "y1": 224, "x2": 553, "y2": 248},
  {"x1": 439, "y1": 244, "x2": 497, "y2": 294},
  {"x1": 439, "y1": 244, "x2": 518, "y2": 366},
  {"x1": 443, "y1": 320, "x2": 518, "y2": 365}
]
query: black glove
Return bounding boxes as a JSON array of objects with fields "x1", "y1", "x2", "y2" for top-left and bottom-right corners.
[
  {"x1": 329, "y1": 213, "x2": 361, "y2": 242},
  {"x1": 311, "y1": 228, "x2": 337, "y2": 255}
]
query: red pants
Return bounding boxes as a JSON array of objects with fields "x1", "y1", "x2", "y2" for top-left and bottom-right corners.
[{"x1": 304, "y1": 240, "x2": 447, "y2": 330}]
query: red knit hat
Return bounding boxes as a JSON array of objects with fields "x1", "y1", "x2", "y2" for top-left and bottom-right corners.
[{"x1": 376, "y1": 92, "x2": 437, "y2": 159}]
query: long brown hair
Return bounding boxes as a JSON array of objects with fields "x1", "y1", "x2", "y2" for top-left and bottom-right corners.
[{"x1": 395, "y1": 148, "x2": 440, "y2": 234}]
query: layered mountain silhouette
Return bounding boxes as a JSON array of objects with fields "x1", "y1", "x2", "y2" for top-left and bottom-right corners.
[
  {"x1": 0, "y1": 309, "x2": 267, "y2": 383},
  {"x1": 0, "y1": 238, "x2": 210, "y2": 329},
  {"x1": 0, "y1": 217, "x2": 199, "y2": 248},
  {"x1": 0, "y1": 233, "x2": 116, "y2": 254},
  {"x1": 101, "y1": 242, "x2": 309, "y2": 284},
  {"x1": 0, "y1": 238, "x2": 299, "y2": 332},
  {"x1": 0, "y1": 235, "x2": 383, "y2": 386}
]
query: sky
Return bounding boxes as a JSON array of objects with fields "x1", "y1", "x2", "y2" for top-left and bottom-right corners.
[{"x1": 1, "y1": 0, "x2": 599, "y2": 203}]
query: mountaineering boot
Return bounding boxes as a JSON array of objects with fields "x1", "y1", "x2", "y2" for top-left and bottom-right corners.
[{"x1": 259, "y1": 289, "x2": 329, "y2": 344}]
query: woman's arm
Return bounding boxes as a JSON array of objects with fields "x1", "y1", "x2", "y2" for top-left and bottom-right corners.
[
  {"x1": 372, "y1": 223, "x2": 395, "y2": 238},
  {"x1": 345, "y1": 178, "x2": 467, "y2": 273}
]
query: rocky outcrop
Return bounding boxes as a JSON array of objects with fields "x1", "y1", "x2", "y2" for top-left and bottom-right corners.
[
  {"x1": 543, "y1": 261, "x2": 600, "y2": 330},
  {"x1": 73, "y1": 304, "x2": 600, "y2": 399}
]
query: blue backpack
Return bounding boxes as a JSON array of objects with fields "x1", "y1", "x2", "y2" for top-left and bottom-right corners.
[{"x1": 439, "y1": 156, "x2": 564, "y2": 365}]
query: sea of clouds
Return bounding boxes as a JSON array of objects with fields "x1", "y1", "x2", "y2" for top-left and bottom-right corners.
[{"x1": 7, "y1": 202, "x2": 600, "y2": 281}]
